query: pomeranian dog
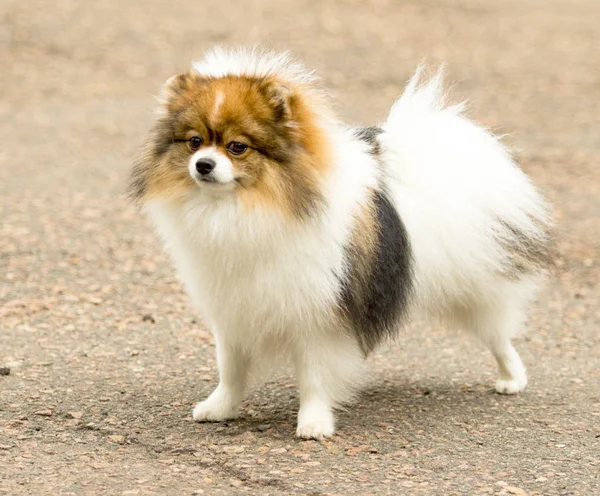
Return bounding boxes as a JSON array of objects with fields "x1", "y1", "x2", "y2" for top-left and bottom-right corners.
[{"x1": 129, "y1": 47, "x2": 553, "y2": 439}]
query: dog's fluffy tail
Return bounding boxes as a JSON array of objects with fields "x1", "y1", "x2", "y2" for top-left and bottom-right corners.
[
  {"x1": 384, "y1": 66, "x2": 466, "y2": 127},
  {"x1": 378, "y1": 66, "x2": 553, "y2": 318}
]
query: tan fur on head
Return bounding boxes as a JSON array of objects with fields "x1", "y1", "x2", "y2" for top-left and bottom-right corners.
[{"x1": 130, "y1": 69, "x2": 332, "y2": 219}]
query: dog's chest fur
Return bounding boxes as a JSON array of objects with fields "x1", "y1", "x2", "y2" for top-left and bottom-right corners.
[{"x1": 147, "y1": 197, "x2": 349, "y2": 340}]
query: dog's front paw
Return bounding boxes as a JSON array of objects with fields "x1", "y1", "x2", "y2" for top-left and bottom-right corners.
[
  {"x1": 296, "y1": 420, "x2": 335, "y2": 440},
  {"x1": 495, "y1": 375, "x2": 527, "y2": 395},
  {"x1": 296, "y1": 401, "x2": 335, "y2": 440},
  {"x1": 192, "y1": 391, "x2": 240, "y2": 422}
]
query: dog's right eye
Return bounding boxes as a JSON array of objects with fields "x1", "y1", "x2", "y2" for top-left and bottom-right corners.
[{"x1": 188, "y1": 136, "x2": 204, "y2": 152}]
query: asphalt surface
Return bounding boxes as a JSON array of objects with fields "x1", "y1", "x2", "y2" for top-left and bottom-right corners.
[{"x1": 1, "y1": 0, "x2": 599, "y2": 494}]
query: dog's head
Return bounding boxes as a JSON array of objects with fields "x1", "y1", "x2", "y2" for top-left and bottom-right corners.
[{"x1": 130, "y1": 50, "x2": 332, "y2": 219}]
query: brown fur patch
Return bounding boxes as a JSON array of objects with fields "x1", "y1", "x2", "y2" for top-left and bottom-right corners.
[
  {"x1": 129, "y1": 71, "x2": 331, "y2": 218},
  {"x1": 339, "y1": 192, "x2": 380, "y2": 352},
  {"x1": 129, "y1": 117, "x2": 197, "y2": 203},
  {"x1": 346, "y1": 193, "x2": 379, "y2": 280}
]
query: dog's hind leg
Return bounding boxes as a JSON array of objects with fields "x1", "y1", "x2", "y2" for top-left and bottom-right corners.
[
  {"x1": 487, "y1": 330, "x2": 528, "y2": 394},
  {"x1": 463, "y1": 297, "x2": 529, "y2": 395}
]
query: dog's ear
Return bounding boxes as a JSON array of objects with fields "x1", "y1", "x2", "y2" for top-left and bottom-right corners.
[
  {"x1": 159, "y1": 72, "x2": 209, "y2": 113},
  {"x1": 262, "y1": 81, "x2": 295, "y2": 123},
  {"x1": 160, "y1": 73, "x2": 190, "y2": 102}
]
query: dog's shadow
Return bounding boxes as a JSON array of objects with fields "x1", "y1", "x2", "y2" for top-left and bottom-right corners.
[{"x1": 220, "y1": 378, "x2": 518, "y2": 443}]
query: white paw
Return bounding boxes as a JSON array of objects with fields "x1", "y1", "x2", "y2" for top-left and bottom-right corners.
[
  {"x1": 192, "y1": 392, "x2": 240, "y2": 422},
  {"x1": 296, "y1": 400, "x2": 335, "y2": 440},
  {"x1": 495, "y1": 375, "x2": 527, "y2": 395},
  {"x1": 296, "y1": 419, "x2": 335, "y2": 440}
]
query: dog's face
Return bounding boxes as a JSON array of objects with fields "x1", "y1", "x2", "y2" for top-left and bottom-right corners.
[{"x1": 130, "y1": 73, "x2": 330, "y2": 218}]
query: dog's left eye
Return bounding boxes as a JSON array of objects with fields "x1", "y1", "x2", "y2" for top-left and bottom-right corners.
[
  {"x1": 188, "y1": 136, "x2": 204, "y2": 152},
  {"x1": 226, "y1": 141, "x2": 248, "y2": 156}
]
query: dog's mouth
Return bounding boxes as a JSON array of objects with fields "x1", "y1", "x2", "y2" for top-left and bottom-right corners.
[
  {"x1": 190, "y1": 173, "x2": 241, "y2": 193},
  {"x1": 190, "y1": 171, "x2": 226, "y2": 186},
  {"x1": 193, "y1": 174, "x2": 245, "y2": 188},
  {"x1": 198, "y1": 176, "x2": 218, "y2": 183}
]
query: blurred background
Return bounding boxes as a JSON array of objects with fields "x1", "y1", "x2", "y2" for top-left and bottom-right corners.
[{"x1": 1, "y1": 0, "x2": 599, "y2": 494}]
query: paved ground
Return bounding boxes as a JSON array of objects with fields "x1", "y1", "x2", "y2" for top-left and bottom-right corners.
[{"x1": 1, "y1": 0, "x2": 599, "y2": 494}]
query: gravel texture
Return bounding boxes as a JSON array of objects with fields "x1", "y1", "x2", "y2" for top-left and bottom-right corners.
[{"x1": 1, "y1": 0, "x2": 599, "y2": 494}]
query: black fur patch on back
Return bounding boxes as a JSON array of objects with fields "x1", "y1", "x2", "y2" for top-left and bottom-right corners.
[
  {"x1": 354, "y1": 126, "x2": 383, "y2": 156},
  {"x1": 339, "y1": 189, "x2": 413, "y2": 353}
]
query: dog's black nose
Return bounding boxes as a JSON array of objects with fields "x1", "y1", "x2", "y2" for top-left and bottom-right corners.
[{"x1": 195, "y1": 158, "x2": 216, "y2": 175}]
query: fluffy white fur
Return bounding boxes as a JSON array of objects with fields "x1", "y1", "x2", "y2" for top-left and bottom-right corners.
[{"x1": 145, "y1": 49, "x2": 551, "y2": 439}]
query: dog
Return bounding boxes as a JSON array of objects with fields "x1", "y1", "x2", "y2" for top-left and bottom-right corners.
[{"x1": 129, "y1": 47, "x2": 553, "y2": 439}]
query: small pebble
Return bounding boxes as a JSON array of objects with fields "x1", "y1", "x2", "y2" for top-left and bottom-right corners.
[
  {"x1": 0, "y1": 366, "x2": 10, "y2": 376},
  {"x1": 257, "y1": 424, "x2": 271, "y2": 432}
]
